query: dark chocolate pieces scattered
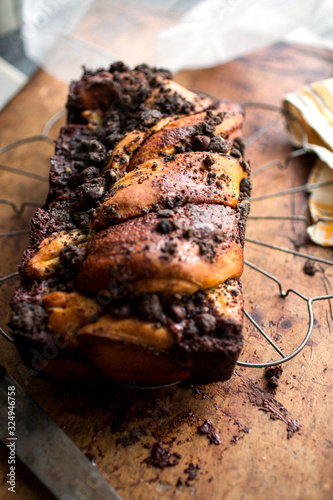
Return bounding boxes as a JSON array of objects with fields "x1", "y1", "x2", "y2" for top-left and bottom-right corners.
[
  {"x1": 197, "y1": 419, "x2": 221, "y2": 445},
  {"x1": 303, "y1": 259, "x2": 317, "y2": 276},
  {"x1": 117, "y1": 425, "x2": 148, "y2": 447},
  {"x1": 264, "y1": 365, "x2": 283, "y2": 389},
  {"x1": 144, "y1": 441, "x2": 182, "y2": 469},
  {"x1": 193, "y1": 135, "x2": 211, "y2": 151},
  {"x1": 156, "y1": 218, "x2": 177, "y2": 234}
]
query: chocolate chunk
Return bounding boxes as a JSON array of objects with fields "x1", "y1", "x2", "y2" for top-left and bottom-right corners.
[
  {"x1": 175, "y1": 145, "x2": 186, "y2": 154},
  {"x1": 264, "y1": 365, "x2": 283, "y2": 389},
  {"x1": 198, "y1": 419, "x2": 221, "y2": 445},
  {"x1": 140, "y1": 109, "x2": 163, "y2": 127},
  {"x1": 136, "y1": 294, "x2": 164, "y2": 322},
  {"x1": 182, "y1": 226, "x2": 194, "y2": 239},
  {"x1": 240, "y1": 178, "x2": 252, "y2": 199},
  {"x1": 70, "y1": 166, "x2": 100, "y2": 188},
  {"x1": 156, "y1": 219, "x2": 177, "y2": 234},
  {"x1": 194, "y1": 291, "x2": 206, "y2": 304},
  {"x1": 73, "y1": 177, "x2": 106, "y2": 209},
  {"x1": 192, "y1": 135, "x2": 211, "y2": 151},
  {"x1": 197, "y1": 313, "x2": 217, "y2": 334},
  {"x1": 203, "y1": 154, "x2": 216, "y2": 166},
  {"x1": 169, "y1": 304, "x2": 186, "y2": 322},
  {"x1": 264, "y1": 365, "x2": 283, "y2": 380},
  {"x1": 303, "y1": 259, "x2": 317, "y2": 276},
  {"x1": 233, "y1": 136, "x2": 246, "y2": 156},
  {"x1": 240, "y1": 159, "x2": 251, "y2": 174},
  {"x1": 144, "y1": 441, "x2": 181, "y2": 469},
  {"x1": 184, "y1": 463, "x2": 201, "y2": 484},
  {"x1": 72, "y1": 211, "x2": 91, "y2": 230},
  {"x1": 161, "y1": 241, "x2": 177, "y2": 258},
  {"x1": 202, "y1": 122, "x2": 215, "y2": 135},
  {"x1": 161, "y1": 154, "x2": 177, "y2": 162},
  {"x1": 230, "y1": 147, "x2": 242, "y2": 158},
  {"x1": 109, "y1": 61, "x2": 129, "y2": 73},
  {"x1": 80, "y1": 139, "x2": 109, "y2": 167},
  {"x1": 164, "y1": 196, "x2": 175, "y2": 208},
  {"x1": 118, "y1": 425, "x2": 148, "y2": 447},
  {"x1": 56, "y1": 243, "x2": 87, "y2": 283},
  {"x1": 267, "y1": 376, "x2": 280, "y2": 389},
  {"x1": 59, "y1": 243, "x2": 85, "y2": 269}
]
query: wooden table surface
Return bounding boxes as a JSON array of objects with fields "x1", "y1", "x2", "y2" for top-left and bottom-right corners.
[{"x1": 0, "y1": 43, "x2": 333, "y2": 500}]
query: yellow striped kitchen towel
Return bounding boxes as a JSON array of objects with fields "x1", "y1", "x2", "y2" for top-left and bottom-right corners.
[{"x1": 284, "y1": 78, "x2": 333, "y2": 246}]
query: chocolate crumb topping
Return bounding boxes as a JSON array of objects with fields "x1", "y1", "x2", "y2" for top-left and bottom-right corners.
[
  {"x1": 10, "y1": 301, "x2": 47, "y2": 337},
  {"x1": 233, "y1": 136, "x2": 246, "y2": 156},
  {"x1": 230, "y1": 147, "x2": 242, "y2": 158},
  {"x1": 156, "y1": 219, "x2": 177, "y2": 234},
  {"x1": 160, "y1": 241, "x2": 178, "y2": 259},
  {"x1": 203, "y1": 154, "x2": 216, "y2": 166},
  {"x1": 208, "y1": 136, "x2": 229, "y2": 154}
]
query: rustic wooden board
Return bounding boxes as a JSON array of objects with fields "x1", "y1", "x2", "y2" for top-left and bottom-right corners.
[{"x1": 0, "y1": 43, "x2": 333, "y2": 500}]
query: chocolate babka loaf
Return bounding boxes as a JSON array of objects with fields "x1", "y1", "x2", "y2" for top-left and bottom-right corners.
[{"x1": 10, "y1": 62, "x2": 251, "y2": 384}]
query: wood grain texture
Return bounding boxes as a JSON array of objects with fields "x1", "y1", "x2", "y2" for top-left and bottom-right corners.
[{"x1": 0, "y1": 43, "x2": 333, "y2": 500}]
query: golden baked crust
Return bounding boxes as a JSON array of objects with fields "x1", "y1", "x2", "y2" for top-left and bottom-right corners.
[
  {"x1": 77, "y1": 204, "x2": 243, "y2": 296},
  {"x1": 93, "y1": 153, "x2": 247, "y2": 229}
]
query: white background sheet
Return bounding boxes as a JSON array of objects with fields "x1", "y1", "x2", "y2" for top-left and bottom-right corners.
[{"x1": 21, "y1": 0, "x2": 333, "y2": 81}]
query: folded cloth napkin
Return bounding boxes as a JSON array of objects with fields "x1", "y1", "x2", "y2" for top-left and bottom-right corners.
[{"x1": 283, "y1": 78, "x2": 333, "y2": 246}]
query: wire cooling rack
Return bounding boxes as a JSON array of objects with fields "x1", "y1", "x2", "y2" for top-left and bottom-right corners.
[{"x1": 0, "y1": 103, "x2": 332, "y2": 372}]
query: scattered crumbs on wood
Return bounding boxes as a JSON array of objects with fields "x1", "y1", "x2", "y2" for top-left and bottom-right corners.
[{"x1": 197, "y1": 419, "x2": 221, "y2": 445}]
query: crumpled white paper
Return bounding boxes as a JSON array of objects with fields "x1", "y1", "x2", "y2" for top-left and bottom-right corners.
[{"x1": 21, "y1": 0, "x2": 333, "y2": 82}]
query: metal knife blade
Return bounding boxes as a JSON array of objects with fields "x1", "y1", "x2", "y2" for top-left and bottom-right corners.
[{"x1": 0, "y1": 367, "x2": 123, "y2": 500}]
